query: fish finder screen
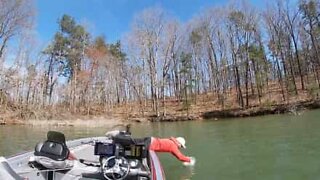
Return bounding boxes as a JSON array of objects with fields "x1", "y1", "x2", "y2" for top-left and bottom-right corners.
[
  {"x1": 94, "y1": 142, "x2": 115, "y2": 156},
  {"x1": 121, "y1": 145, "x2": 143, "y2": 158}
]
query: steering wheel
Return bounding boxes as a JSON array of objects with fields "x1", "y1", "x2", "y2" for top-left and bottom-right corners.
[{"x1": 101, "y1": 156, "x2": 130, "y2": 180}]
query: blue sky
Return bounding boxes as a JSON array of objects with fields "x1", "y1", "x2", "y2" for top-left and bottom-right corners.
[{"x1": 36, "y1": 0, "x2": 265, "y2": 44}]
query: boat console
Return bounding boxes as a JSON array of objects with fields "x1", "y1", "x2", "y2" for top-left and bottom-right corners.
[{"x1": 95, "y1": 131, "x2": 151, "y2": 180}]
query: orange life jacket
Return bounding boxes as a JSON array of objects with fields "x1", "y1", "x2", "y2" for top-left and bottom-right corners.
[{"x1": 149, "y1": 137, "x2": 190, "y2": 162}]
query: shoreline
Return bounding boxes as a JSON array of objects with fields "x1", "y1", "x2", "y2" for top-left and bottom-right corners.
[
  {"x1": 1, "y1": 99, "x2": 320, "y2": 126},
  {"x1": 145, "y1": 99, "x2": 320, "y2": 122},
  {"x1": 0, "y1": 117, "x2": 128, "y2": 127},
  {"x1": 200, "y1": 99, "x2": 320, "y2": 120}
]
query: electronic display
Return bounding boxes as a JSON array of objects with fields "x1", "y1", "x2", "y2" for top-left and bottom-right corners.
[
  {"x1": 121, "y1": 145, "x2": 144, "y2": 158},
  {"x1": 94, "y1": 142, "x2": 115, "y2": 156}
]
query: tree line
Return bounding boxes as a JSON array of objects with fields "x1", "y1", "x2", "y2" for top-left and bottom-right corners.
[{"x1": 0, "y1": 0, "x2": 319, "y2": 119}]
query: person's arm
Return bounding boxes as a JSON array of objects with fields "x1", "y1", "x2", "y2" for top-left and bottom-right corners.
[
  {"x1": 68, "y1": 151, "x2": 77, "y2": 160},
  {"x1": 171, "y1": 146, "x2": 191, "y2": 162}
]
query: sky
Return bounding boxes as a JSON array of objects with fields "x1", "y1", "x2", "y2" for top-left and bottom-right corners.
[{"x1": 36, "y1": 0, "x2": 264, "y2": 44}]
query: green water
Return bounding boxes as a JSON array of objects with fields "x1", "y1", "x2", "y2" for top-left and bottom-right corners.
[{"x1": 1, "y1": 110, "x2": 320, "y2": 179}]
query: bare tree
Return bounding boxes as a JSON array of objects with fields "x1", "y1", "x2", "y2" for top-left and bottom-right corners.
[
  {"x1": 0, "y1": 0, "x2": 34, "y2": 59},
  {"x1": 128, "y1": 7, "x2": 166, "y2": 116}
]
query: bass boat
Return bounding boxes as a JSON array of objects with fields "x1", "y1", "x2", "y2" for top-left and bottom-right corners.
[{"x1": 0, "y1": 128, "x2": 165, "y2": 180}]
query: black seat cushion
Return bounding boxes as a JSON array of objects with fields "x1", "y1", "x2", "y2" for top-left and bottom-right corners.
[
  {"x1": 34, "y1": 131, "x2": 69, "y2": 161},
  {"x1": 47, "y1": 131, "x2": 66, "y2": 144}
]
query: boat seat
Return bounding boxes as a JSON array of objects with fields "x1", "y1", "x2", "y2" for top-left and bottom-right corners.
[
  {"x1": 32, "y1": 131, "x2": 73, "y2": 169},
  {"x1": 34, "y1": 131, "x2": 69, "y2": 161}
]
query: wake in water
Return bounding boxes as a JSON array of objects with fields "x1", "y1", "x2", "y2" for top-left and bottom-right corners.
[
  {"x1": 182, "y1": 157, "x2": 196, "y2": 180},
  {"x1": 182, "y1": 164, "x2": 196, "y2": 180}
]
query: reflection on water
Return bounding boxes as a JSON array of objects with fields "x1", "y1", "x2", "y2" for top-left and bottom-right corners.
[
  {"x1": 2, "y1": 109, "x2": 320, "y2": 179},
  {"x1": 180, "y1": 166, "x2": 195, "y2": 180}
]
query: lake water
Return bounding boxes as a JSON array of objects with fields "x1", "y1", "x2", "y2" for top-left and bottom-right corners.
[{"x1": 1, "y1": 110, "x2": 320, "y2": 179}]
